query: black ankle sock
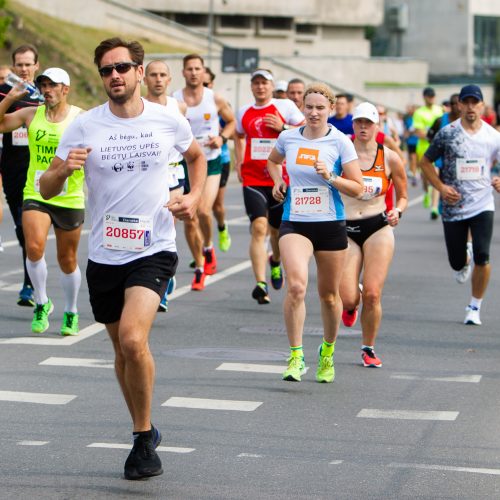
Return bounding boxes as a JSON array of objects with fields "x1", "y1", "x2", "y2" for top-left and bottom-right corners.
[
  {"x1": 269, "y1": 258, "x2": 280, "y2": 267},
  {"x1": 133, "y1": 429, "x2": 152, "y2": 440},
  {"x1": 218, "y1": 224, "x2": 226, "y2": 232}
]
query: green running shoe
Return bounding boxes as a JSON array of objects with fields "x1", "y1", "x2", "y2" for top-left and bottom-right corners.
[
  {"x1": 283, "y1": 355, "x2": 305, "y2": 382},
  {"x1": 269, "y1": 257, "x2": 284, "y2": 290},
  {"x1": 218, "y1": 224, "x2": 232, "y2": 252},
  {"x1": 31, "y1": 299, "x2": 54, "y2": 334},
  {"x1": 60, "y1": 312, "x2": 79, "y2": 336},
  {"x1": 316, "y1": 345, "x2": 335, "y2": 383},
  {"x1": 423, "y1": 191, "x2": 431, "y2": 209}
]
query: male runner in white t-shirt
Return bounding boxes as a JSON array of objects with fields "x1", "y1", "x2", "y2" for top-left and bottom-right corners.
[{"x1": 40, "y1": 37, "x2": 206, "y2": 481}]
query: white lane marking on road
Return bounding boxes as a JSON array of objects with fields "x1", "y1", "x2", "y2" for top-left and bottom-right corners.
[
  {"x1": 1, "y1": 229, "x2": 90, "y2": 249},
  {"x1": 238, "y1": 453, "x2": 262, "y2": 458},
  {"x1": 216, "y1": 362, "x2": 309, "y2": 374},
  {"x1": 0, "y1": 322, "x2": 105, "y2": 346},
  {"x1": 391, "y1": 373, "x2": 482, "y2": 383},
  {"x1": 357, "y1": 409, "x2": 459, "y2": 421},
  {"x1": 0, "y1": 268, "x2": 23, "y2": 278},
  {"x1": 329, "y1": 460, "x2": 344, "y2": 465},
  {"x1": 407, "y1": 194, "x2": 424, "y2": 207},
  {"x1": 39, "y1": 357, "x2": 114, "y2": 369},
  {"x1": 0, "y1": 390, "x2": 76, "y2": 405},
  {"x1": 0, "y1": 283, "x2": 24, "y2": 291},
  {"x1": 87, "y1": 443, "x2": 195, "y2": 453},
  {"x1": 18, "y1": 440, "x2": 49, "y2": 446},
  {"x1": 388, "y1": 462, "x2": 500, "y2": 476},
  {"x1": 162, "y1": 397, "x2": 262, "y2": 412},
  {"x1": 169, "y1": 260, "x2": 252, "y2": 300},
  {"x1": 226, "y1": 215, "x2": 250, "y2": 226}
]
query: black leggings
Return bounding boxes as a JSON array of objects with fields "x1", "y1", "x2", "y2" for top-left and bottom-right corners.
[{"x1": 442, "y1": 210, "x2": 494, "y2": 270}]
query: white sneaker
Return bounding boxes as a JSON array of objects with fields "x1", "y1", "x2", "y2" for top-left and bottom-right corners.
[
  {"x1": 464, "y1": 305, "x2": 481, "y2": 326},
  {"x1": 455, "y1": 243, "x2": 473, "y2": 284}
]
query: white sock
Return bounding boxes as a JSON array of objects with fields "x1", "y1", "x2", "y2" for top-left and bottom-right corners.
[
  {"x1": 469, "y1": 297, "x2": 482, "y2": 310},
  {"x1": 60, "y1": 266, "x2": 81, "y2": 313},
  {"x1": 26, "y1": 257, "x2": 48, "y2": 305}
]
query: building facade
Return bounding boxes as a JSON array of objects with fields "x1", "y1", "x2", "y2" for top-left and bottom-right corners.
[{"x1": 377, "y1": 0, "x2": 500, "y2": 77}]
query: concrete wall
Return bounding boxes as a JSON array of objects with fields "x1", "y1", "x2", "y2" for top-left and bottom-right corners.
[
  {"x1": 157, "y1": 53, "x2": 430, "y2": 112},
  {"x1": 131, "y1": 0, "x2": 384, "y2": 26},
  {"x1": 384, "y1": 0, "x2": 470, "y2": 75},
  {"x1": 14, "y1": 0, "x2": 207, "y2": 50},
  {"x1": 470, "y1": 0, "x2": 500, "y2": 16}
]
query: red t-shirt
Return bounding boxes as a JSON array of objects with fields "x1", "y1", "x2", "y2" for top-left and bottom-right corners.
[{"x1": 236, "y1": 98, "x2": 304, "y2": 187}]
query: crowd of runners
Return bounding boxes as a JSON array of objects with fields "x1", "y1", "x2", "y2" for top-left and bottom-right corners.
[{"x1": 1, "y1": 38, "x2": 500, "y2": 480}]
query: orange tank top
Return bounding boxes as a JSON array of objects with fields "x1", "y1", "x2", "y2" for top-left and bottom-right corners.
[{"x1": 360, "y1": 143, "x2": 390, "y2": 200}]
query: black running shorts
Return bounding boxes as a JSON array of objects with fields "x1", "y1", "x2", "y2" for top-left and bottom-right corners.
[
  {"x1": 86, "y1": 251, "x2": 178, "y2": 324},
  {"x1": 243, "y1": 185, "x2": 284, "y2": 229},
  {"x1": 23, "y1": 199, "x2": 85, "y2": 231},
  {"x1": 279, "y1": 220, "x2": 348, "y2": 251}
]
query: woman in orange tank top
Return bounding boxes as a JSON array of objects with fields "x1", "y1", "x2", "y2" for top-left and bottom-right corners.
[{"x1": 339, "y1": 102, "x2": 408, "y2": 368}]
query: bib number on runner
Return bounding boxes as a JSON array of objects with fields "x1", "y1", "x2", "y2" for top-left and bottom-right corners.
[
  {"x1": 103, "y1": 213, "x2": 152, "y2": 252},
  {"x1": 291, "y1": 186, "x2": 329, "y2": 215},
  {"x1": 250, "y1": 138, "x2": 276, "y2": 160},
  {"x1": 34, "y1": 170, "x2": 67, "y2": 195},
  {"x1": 456, "y1": 158, "x2": 484, "y2": 180},
  {"x1": 360, "y1": 176, "x2": 383, "y2": 200},
  {"x1": 12, "y1": 127, "x2": 28, "y2": 146}
]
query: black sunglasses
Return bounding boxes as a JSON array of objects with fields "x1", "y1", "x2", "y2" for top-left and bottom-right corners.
[{"x1": 98, "y1": 62, "x2": 138, "y2": 77}]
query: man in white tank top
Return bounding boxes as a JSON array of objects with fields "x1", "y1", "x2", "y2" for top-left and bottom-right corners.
[
  {"x1": 173, "y1": 54, "x2": 235, "y2": 291},
  {"x1": 144, "y1": 60, "x2": 186, "y2": 312}
]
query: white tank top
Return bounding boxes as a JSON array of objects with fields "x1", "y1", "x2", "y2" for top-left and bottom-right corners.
[
  {"x1": 173, "y1": 87, "x2": 220, "y2": 161},
  {"x1": 164, "y1": 97, "x2": 184, "y2": 185}
]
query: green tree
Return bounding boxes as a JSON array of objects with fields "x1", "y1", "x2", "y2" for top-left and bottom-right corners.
[{"x1": 0, "y1": 0, "x2": 12, "y2": 48}]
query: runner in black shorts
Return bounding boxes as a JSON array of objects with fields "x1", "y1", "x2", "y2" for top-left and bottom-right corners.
[
  {"x1": 267, "y1": 82, "x2": 363, "y2": 383},
  {"x1": 40, "y1": 37, "x2": 207, "y2": 480},
  {"x1": 421, "y1": 84, "x2": 500, "y2": 326},
  {"x1": 0, "y1": 44, "x2": 42, "y2": 306},
  {"x1": 339, "y1": 102, "x2": 407, "y2": 368},
  {"x1": 203, "y1": 68, "x2": 233, "y2": 253}
]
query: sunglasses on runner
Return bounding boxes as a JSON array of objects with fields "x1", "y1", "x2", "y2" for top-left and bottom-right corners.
[{"x1": 98, "y1": 62, "x2": 138, "y2": 77}]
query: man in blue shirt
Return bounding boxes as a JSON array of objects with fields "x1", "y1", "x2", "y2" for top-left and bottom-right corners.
[{"x1": 327, "y1": 93, "x2": 354, "y2": 136}]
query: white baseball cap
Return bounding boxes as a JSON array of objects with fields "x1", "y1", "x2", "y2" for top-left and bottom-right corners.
[
  {"x1": 251, "y1": 69, "x2": 273, "y2": 81},
  {"x1": 36, "y1": 67, "x2": 71, "y2": 86},
  {"x1": 275, "y1": 80, "x2": 288, "y2": 92},
  {"x1": 352, "y1": 102, "x2": 379, "y2": 123}
]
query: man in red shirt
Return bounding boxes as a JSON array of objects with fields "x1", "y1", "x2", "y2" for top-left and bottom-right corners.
[{"x1": 235, "y1": 69, "x2": 304, "y2": 304}]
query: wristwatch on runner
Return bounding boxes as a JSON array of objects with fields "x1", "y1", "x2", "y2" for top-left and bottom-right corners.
[{"x1": 328, "y1": 171, "x2": 338, "y2": 185}]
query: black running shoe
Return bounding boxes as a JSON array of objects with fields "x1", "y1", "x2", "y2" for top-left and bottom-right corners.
[
  {"x1": 252, "y1": 283, "x2": 270, "y2": 304},
  {"x1": 151, "y1": 424, "x2": 162, "y2": 448},
  {"x1": 124, "y1": 432, "x2": 163, "y2": 480}
]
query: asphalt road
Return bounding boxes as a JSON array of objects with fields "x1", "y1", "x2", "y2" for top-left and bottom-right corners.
[{"x1": 0, "y1": 180, "x2": 499, "y2": 499}]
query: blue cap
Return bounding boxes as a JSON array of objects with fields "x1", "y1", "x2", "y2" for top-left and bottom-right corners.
[{"x1": 459, "y1": 84, "x2": 483, "y2": 102}]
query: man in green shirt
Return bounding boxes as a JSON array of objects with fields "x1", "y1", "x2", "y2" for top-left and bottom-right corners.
[
  {"x1": 413, "y1": 87, "x2": 443, "y2": 219},
  {"x1": 0, "y1": 68, "x2": 84, "y2": 335}
]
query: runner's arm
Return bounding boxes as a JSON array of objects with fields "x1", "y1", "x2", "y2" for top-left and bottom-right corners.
[
  {"x1": 216, "y1": 94, "x2": 236, "y2": 142},
  {"x1": 167, "y1": 140, "x2": 206, "y2": 220},
  {"x1": 420, "y1": 154, "x2": 460, "y2": 204},
  {"x1": 386, "y1": 148, "x2": 408, "y2": 226},
  {"x1": 234, "y1": 133, "x2": 246, "y2": 182},
  {"x1": 320, "y1": 158, "x2": 364, "y2": 198},
  {"x1": 39, "y1": 148, "x2": 90, "y2": 200},
  {"x1": 0, "y1": 88, "x2": 35, "y2": 133},
  {"x1": 267, "y1": 148, "x2": 286, "y2": 202}
]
